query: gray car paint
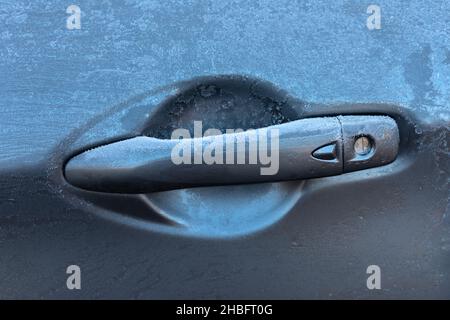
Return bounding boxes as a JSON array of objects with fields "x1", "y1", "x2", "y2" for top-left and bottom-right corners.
[{"x1": 0, "y1": 0, "x2": 449, "y2": 298}]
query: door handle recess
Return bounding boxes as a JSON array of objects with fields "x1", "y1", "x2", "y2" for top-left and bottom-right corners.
[{"x1": 64, "y1": 116, "x2": 399, "y2": 193}]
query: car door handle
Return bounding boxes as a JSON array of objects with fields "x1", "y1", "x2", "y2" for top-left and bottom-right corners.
[{"x1": 64, "y1": 115, "x2": 399, "y2": 193}]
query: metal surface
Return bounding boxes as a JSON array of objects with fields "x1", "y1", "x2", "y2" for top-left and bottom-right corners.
[{"x1": 0, "y1": 0, "x2": 448, "y2": 299}]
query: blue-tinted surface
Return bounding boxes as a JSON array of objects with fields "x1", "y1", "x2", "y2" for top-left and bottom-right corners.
[
  {"x1": 0, "y1": 0, "x2": 449, "y2": 165},
  {"x1": 0, "y1": 1, "x2": 449, "y2": 299}
]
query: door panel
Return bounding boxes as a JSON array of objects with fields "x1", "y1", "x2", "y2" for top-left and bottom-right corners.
[{"x1": 0, "y1": 0, "x2": 449, "y2": 299}]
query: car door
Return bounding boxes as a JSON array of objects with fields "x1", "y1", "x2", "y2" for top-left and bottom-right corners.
[{"x1": 0, "y1": 0, "x2": 449, "y2": 299}]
